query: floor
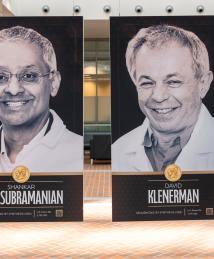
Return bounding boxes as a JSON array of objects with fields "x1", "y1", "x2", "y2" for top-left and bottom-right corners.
[
  {"x1": 84, "y1": 152, "x2": 111, "y2": 198},
  {"x1": 1, "y1": 199, "x2": 214, "y2": 258},
  {"x1": 1, "y1": 157, "x2": 214, "y2": 258}
]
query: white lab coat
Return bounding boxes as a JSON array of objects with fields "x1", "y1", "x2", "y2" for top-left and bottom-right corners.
[
  {"x1": 112, "y1": 104, "x2": 214, "y2": 172},
  {"x1": 0, "y1": 109, "x2": 83, "y2": 173}
]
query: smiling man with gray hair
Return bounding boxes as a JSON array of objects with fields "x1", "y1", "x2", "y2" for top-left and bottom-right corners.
[
  {"x1": 0, "y1": 25, "x2": 82, "y2": 173},
  {"x1": 112, "y1": 24, "x2": 214, "y2": 172}
]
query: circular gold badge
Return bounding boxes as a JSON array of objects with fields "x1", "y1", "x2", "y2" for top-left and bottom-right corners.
[
  {"x1": 164, "y1": 164, "x2": 182, "y2": 182},
  {"x1": 12, "y1": 166, "x2": 30, "y2": 183}
]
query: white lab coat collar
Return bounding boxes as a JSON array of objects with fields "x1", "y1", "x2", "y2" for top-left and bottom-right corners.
[
  {"x1": 121, "y1": 119, "x2": 152, "y2": 171},
  {"x1": 39, "y1": 109, "x2": 66, "y2": 148},
  {"x1": 179, "y1": 104, "x2": 214, "y2": 153}
]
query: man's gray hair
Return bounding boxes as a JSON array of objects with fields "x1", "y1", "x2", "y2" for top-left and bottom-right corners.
[
  {"x1": 126, "y1": 24, "x2": 210, "y2": 83},
  {"x1": 0, "y1": 25, "x2": 57, "y2": 72}
]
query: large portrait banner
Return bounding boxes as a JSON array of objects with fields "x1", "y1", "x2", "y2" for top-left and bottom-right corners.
[
  {"x1": 0, "y1": 17, "x2": 83, "y2": 221},
  {"x1": 111, "y1": 16, "x2": 214, "y2": 221}
]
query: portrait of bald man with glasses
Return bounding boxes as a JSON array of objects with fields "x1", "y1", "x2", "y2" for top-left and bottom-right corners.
[
  {"x1": 0, "y1": 25, "x2": 82, "y2": 172},
  {"x1": 112, "y1": 24, "x2": 214, "y2": 172}
]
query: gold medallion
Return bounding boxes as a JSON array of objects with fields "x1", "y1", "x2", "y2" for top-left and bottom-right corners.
[
  {"x1": 12, "y1": 166, "x2": 30, "y2": 183},
  {"x1": 164, "y1": 164, "x2": 182, "y2": 182}
]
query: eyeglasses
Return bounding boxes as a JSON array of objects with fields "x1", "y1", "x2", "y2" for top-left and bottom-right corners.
[{"x1": 0, "y1": 70, "x2": 55, "y2": 86}]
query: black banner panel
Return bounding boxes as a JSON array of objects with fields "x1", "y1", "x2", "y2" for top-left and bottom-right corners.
[
  {"x1": 111, "y1": 16, "x2": 214, "y2": 221},
  {"x1": 0, "y1": 17, "x2": 83, "y2": 221},
  {"x1": 112, "y1": 173, "x2": 214, "y2": 221},
  {"x1": 0, "y1": 174, "x2": 83, "y2": 221}
]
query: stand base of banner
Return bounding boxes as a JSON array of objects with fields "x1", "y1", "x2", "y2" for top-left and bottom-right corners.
[{"x1": 112, "y1": 172, "x2": 214, "y2": 221}]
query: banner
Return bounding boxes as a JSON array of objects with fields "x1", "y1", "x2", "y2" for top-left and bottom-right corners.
[
  {"x1": 0, "y1": 17, "x2": 83, "y2": 221},
  {"x1": 0, "y1": 174, "x2": 83, "y2": 221},
  {"x1": 111, "y1": 16, "x2": 214, "y2": 221}
]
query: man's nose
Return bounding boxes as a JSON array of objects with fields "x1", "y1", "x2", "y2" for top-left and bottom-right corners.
[
  {"x1": 4, "y1": 77, "x2": 24, "y2": 95},
  {"x1": 151, "y1": 82, "x2": 169, "y2": 102}
]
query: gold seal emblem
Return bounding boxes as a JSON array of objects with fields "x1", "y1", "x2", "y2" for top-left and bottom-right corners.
[
  {"x1": 164, "y1": 164, "x2": 182, "y2": 182},
  {"x1": 12, "y1": 166, "x2": 30, "y2": 183}
]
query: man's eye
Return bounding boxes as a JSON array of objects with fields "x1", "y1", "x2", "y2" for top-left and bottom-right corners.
[
  {"x1": 21, "y1": 72, "x2": 38, "y2": 82},
  {"x1": 139, "y1": 82, "x2": 154, "y2": 88},
  {"x1": 167, "y1": 80, "x2": 182, "y2": 88},
  {"x1": 0, "y1": 73, "x2": 9, "y2": 83}
]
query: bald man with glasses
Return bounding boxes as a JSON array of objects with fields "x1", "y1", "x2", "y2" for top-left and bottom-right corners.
[{"x1": 0, "y1": 26, "x2": 82, "y2": 172}]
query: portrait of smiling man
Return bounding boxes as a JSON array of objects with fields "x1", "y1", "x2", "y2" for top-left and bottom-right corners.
[
  {"x1": 112, "y1": 24, "x2": 214, "y2": 172},
  {"x1": 0, "y1": 25, "x2": 83, "y2": 172}
]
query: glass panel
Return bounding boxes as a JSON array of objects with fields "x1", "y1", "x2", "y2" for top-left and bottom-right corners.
[
  {"x1": 97, "y1": 60, "x2": 110, "y2": 75},
  {"x1": 85, "y1": 41, "x2": 96, "y2": 51},
  {"x1": 97, "y1": 79, "x2": 110, "y2": 96},
  {"x1": 84, "y1": 40, "x2": 111, "y2": 124},
  {"x1": 84, "y1": 96, "x2": 97, "y2": 122},
  {"x1": 84, "y1": 80, "x2": 96, "y2": 96},
  {"x1": 97, "y1": 41, "x2": 109, "y2": 51},
  {"x1": 84, "y1": 61, "x2": 96, "y2": 75},
  {"x1": 85, "y1": 41, "x2": 96, "y2": 59},
  {"x1": 98, "y1": 96, "x2": 111, "y2": 122},
  {"x1": 97, "y1": 41, "x2": 109, "y2": 59},
  {"x1": 84, "y1": 124, "x2": 111, "y2": 133},
  {"x1": 85, "y1": 51, "x2": 96, "y2": 59},
  {"x1": 97, "y1": 51, "x2": 109, "y2": 59}
]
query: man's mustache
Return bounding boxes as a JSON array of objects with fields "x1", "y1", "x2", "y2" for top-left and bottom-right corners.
[
  {"x1": 145, "y1": 100, "x2": 182, "y2": 109},
  {"x1": 0, "y1": 94, "x2": 34, "y2": 102}
]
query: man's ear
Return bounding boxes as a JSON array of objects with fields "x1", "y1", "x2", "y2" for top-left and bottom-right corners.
[
  {"x1": 199, "y1": 71, "x2": 213, "y2": 99},
  {"x1": 50, "y1": 71, "x2": 61, "y2": 97}
]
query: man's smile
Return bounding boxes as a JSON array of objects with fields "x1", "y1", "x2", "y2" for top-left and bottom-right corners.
[
  {"x1": 151, "y1": 107, "x2": 179, "y2": 114},
  {"x1": 5, "y1": 101, "x2": 29, "y2": 107},
  {"x1": 0, "y1": 98, "x2": 34, "y2": 111}
]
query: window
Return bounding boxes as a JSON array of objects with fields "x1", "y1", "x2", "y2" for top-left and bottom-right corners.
[{"x1": 84, "y1": 40, "x2": 110, "y2": 123}]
